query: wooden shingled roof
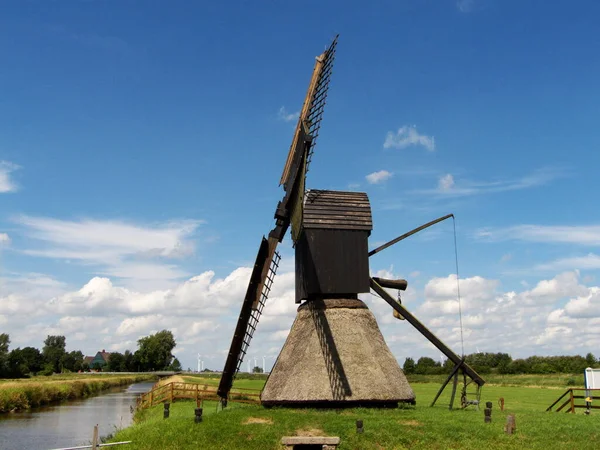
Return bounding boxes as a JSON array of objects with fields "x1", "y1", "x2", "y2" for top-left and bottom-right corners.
[{"x1": 302, "y1": 190, "x2": 372, "y2": 231}]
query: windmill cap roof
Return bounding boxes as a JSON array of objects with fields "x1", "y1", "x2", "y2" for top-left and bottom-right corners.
[{"x1": 303, "y1": 190, "x2": 372, "y2": 231}]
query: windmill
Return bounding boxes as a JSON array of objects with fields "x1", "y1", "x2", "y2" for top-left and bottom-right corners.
[{"x1": 217, "y1": 36, "x2": 484, "y2": 409}]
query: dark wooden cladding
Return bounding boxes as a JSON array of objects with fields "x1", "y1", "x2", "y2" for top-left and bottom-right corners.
[
  {"x1": 303, "y1": 190, "x2": 372, "y2": 232},
  {"x1": 296, "y1": 229, "x2": 371, "y2": 302},
  {"x1": 295, "y1": 190, "x2": 373, "y2": 302}
]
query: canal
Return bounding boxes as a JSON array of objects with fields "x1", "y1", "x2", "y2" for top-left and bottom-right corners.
[{"x1": 0, "y1": 381, "x2": 154, "y2": 450}]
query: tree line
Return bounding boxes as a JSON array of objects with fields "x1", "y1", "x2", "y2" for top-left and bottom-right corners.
[
  {"x1": 0, "y1": 330, "x2": 181, "y2": 378},
  {"x1": 403, "y1": 352, "x2": 599, "y2": 375}
]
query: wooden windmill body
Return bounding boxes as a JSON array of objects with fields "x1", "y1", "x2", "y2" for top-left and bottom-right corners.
[
  {"x1": 218, "y1": 36, "x2": 484, "y2": 410},
  {"x1": 262, "y1": 190, "x2": 415, "y2": 406}
]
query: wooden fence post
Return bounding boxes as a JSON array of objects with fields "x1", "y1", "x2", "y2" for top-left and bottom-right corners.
[
  {"x1": 504, "y1": 414, "x2": 516, "y2": 434},
  {"x1": 92, "y1": 424, "x2": 99, "y2": 449},
  {"x1": 570, "y1": 389, "x2": 575, "y2": 413}
]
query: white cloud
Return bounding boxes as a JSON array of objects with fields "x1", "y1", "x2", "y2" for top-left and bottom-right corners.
[
  {"x1": 418, "y1": 168, "x2": 563, "y2": 198},
  {"x1": 13, "y1": 216, "x2": 203, "y2": 285},
  {"x1": 419, "y1": 274, "x2": 499, "y2": 315},
  {"x1": 457, "y1": 0, "x2": 475, "y2": 13},
  {"x1": 4, "y1": 262, "x2": 600, "y2": 372},
  {"x1": 438, "y1": 174, "x2": 455, "y2": 191},
  {"x1": 366, "y1": 170, "x2": 393, "y2": 184},
  {"x1": 0, "y1": 161, "x2": 19, "y2": 193},
  {"x1": 476, "y1": 225, "x2": 600, "y2": 247},
  {"x1": 383, "y1": 125, "x2": 435, "y2": 151},
  {"x1": 0, "y1": 233, "x2": 10, "y2": 244},
  {"x1": 277, "y1": 106, "x2": 299, "y2": 123}
]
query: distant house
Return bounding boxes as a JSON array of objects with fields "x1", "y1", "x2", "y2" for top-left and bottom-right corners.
[{"x1": 85, "y1": 350, "x2": 111, "y2": 370}]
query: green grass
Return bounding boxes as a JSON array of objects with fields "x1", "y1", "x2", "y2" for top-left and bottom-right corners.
[
  {"x1": 109, "y1": 378, "x2": 600, "y2": 449},
  {"x1": 407, "y1": 373, "x2": 583, "y2": 388},
  {"x1": 181, "y1": 375, "x2": 266, "y2": 391},
  {"x1": 0, "y1": 373, "x2": 155, "y2": 412}
]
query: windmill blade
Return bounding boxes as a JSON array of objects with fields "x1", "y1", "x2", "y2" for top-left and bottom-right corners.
[
  {"x1": 217, "y1": 237, "x2": 281, "y2": 402},
  {"x1": 218, "y1": 37, "x2": 338, "y2": 404},
  {"x1": 280, "y1": 35, "x2": 338, "y2": 187}
]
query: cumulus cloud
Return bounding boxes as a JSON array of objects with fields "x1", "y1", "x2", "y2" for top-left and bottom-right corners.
[
  {"x1": 0, "y1": 233, "x2": 10, "y2": 244},
  {"x1": 438, "y1": 174, "x2": 455, "y2": 191},
  {"x1": 277, "y1": 106, "x2": 299, "y2": 123},
  {"x1": 366, "y1": 170, "x2": 393, "y2": 184},
  {"x1": 3, "y1": 263, "x2": 600, "y2": 371},
  {"x1": 0, "y1": 161, "x2": 19, "y2": 193},
  {"x1": 384, "y1": 125, "x2": 435, "y2": 151}
]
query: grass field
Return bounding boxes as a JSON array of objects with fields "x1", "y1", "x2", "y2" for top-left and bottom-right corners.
[
  {"x1": 109, "y1": 375, "x2": 600, "y2": 449},
  {"x1": 0, "y1": 373, "x2": 155, "y2": 412}
]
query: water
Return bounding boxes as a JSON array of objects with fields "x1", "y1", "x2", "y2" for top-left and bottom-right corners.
[{"x1": 0, "y1": 382, "x2": 154, "y2": 450}]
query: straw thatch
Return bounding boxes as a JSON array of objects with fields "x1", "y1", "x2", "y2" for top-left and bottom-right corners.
[{"x1": 261, "y1": 298, "x2": 415, "y2": 407}]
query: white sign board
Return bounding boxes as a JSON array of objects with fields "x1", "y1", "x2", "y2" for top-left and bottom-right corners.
[{"x1": 584, "y1": 367, "x2": 600, "y2": 390}]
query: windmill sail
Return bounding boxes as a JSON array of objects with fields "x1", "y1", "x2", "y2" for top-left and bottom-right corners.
[
  {"x1": 217, "y1": 237, "x2": 281, "y2": 401},
  {"x1": 280, "y1": 35, "x2": 338, "y2": 187},
  {"x1": 217, "y1": 36, "x2": 339, "y2": 404}
]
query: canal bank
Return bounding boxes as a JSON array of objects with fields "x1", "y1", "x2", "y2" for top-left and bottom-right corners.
[
  {"x1": 0, "y1": 374, "x2": 155, "y2": 412},
  {"x1": 0, "y1": 381, "x2": 154, "y2": 450}
]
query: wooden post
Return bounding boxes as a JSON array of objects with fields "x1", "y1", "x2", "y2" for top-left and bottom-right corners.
[
  {"x1": 484, "y1": 401, "x2": 492, "y2": 423},
  {"x1": 504, "y1": 414, "x2": 516, "y2": 434},
  {"x1": 150, "y1": 390, "x2": 153, "y2": 407},
  {"x1": 570, "y1": 389, "x2": 575, "y2": 413},
  {"x1": 91, "y1": 424, "x2": 99, "y2": 449},
  {"x1": 449, "y1": 372, "x2": 459, "y2": 410},
  {"x1": 356, "y1": 419, "x2": 364, "y2": 434}
]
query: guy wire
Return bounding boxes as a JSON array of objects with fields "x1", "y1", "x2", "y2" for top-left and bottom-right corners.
[{"x1": 452, "y1": 216, "x2": 465, "y2": 358}]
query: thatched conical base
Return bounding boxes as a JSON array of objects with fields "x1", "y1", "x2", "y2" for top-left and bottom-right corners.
[{"x1": 261, "y1": 298, "x2": 415, "y2": 407}]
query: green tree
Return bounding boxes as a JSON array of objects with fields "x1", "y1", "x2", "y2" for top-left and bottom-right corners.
[
  {"x1": 107, "y1": 352, "x2": 126, "y2": 372},
  {"x1": 123, "y1": 350, "x2": 135, "y2": 372},
  {"x1": 61, "y1": 350, "x2": 84, "y2": 372},
  {"x1": 0, "y1": 333, "x2": 10, "y2": 377},
  {"x1": 134, "y1": 330, "x2": 176, "y2": 371},
  {"x1": 415, "y1": 357, "x2": 440, "y2": 375},
  {"x1": 403, "y1": 357, "x2": 416, "y2": 374},
  {"x1": 252, "y1": 366, "x2": 263, "y2": 373},
  {"x1": 169, "y1": 357, "x2": 182, "y2": 372},
  {"x1": 42, "y1": 335, "x2": 67, "y2": 373},
  {"x1": 586, "y1": 353, "x2": 596, "y2": 367},
  {"x1": 7, "y1": 347, "x2": 44, "y2": 377}
]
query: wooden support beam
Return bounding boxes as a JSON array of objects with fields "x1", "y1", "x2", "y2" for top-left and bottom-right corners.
[
  {"x1": 370, "y1": 278, "x2": 484, "y2": 387},
  {"x1": 431, "y1": 360, "x2": 463, "y2": 407},
  {"x1": 449, "y1": 372, "x2": 459, "y2": 410}
]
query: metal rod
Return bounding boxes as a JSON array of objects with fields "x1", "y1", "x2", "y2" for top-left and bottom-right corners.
[
  {"x1": 368, "y1": 214, "x2": 454, "y2": 257},
  {"x1": 49, "y1": 442, "x2": 132, "y2": 450},
  {"x1": 370, "y1": 278, "x2": 484, "y2": 386}
]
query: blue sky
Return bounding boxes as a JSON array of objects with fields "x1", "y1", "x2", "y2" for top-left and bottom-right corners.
[{"x1": 2, "y1": 0, "x2": 600, "y2": 371}]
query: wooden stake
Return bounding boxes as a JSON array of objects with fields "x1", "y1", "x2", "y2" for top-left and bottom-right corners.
[
  {"x1": 504, "y1": 414, "x2": 516, "y2": 435},
  {"x1": 91, "y1": 424, "x2": 99, "y2": 449}
]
